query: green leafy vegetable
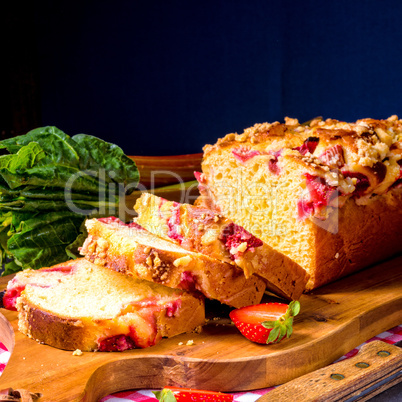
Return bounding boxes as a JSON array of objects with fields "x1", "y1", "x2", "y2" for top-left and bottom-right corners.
[{"x1": 0, "y1": 126, "x2": 139, "y2": 275}]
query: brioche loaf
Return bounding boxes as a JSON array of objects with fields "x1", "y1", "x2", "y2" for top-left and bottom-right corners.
[
  {"x1": 134, "y1": 192, "x2": 308, "y2": 300},
  {"x1": 198, "y1": 116, "x2": 402, "y2": 290},
  {"x1": 80, "y1": 217, "x2": 266, "y2": 308},
  {"x1": 6, "y1": 258, "x2": 205, "y2": 351}
]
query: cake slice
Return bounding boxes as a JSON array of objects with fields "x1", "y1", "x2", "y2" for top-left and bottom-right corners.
[
  {"x1": 3, "y1": 258, "x2": 205, "y2": 351},
  {"x1": 134, "y1": 192, "x2": 308, "y2": 300},
  {"x1": 80, "y1": 217, "x2": 266, "y2": 308},
  {"x1": 199, "y1": 116, "x2": 402, "y2": 290}
]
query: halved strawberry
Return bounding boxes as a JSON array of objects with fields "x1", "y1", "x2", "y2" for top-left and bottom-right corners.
[
  {"x1": 153, "y1": 386, "x2": 233, "y2": 401},
  {"x1": 229, "y1": 301, "x2": 300, "y2": 344}
]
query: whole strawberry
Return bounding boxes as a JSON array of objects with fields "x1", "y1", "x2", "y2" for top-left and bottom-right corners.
[{"x1": 229, "y1": 301, "x2": 300, "y2": 344}]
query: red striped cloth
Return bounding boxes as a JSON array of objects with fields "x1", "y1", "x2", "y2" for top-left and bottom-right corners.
[{"x1": 0, "y1": 325, "x2": 400, "y2": 401}]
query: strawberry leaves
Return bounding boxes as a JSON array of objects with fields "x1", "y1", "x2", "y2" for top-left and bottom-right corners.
[
  {"x1": 229, "y1": 301, "x2": 301, "y2": 345},
  {"x1": 153, "y1": 387, "x2": 233, "y2": 401},
  {"x1": 263, "y1": 301, "x2": 300, "y2": 343},
  {"x1": 153, "y1": 388, "x2": 177, "y2": 402}
]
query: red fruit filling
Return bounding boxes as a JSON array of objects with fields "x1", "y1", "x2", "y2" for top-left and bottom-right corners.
[
  {"x1": 3, "y1": 285, "x2": 26, "y2": 311},
  {"x1": 297, "y1": 199, "x2": 314, "y2": 219},
  {"x1": 167, "y1": 203, "x2": 184, "y2": 243},
  {"x1": 232, "y1": 148, "x2": 261, "y2": 163},
  {"x1": 165, "y1": 300, "x2": 182, "y2": 317},
  {"x1": 98, "y1": 216, "x2": 143, "y2": 230},
  {"x1": 125, "y1": 221, "x2": 144, "y2": 230},
  {"x1": 319, "y1": 145, "x2": 345, "y2": 168},
  {"x1": 129, "y1": 297, "x2": 160, "y2": 310},
  {"x1": 129, "y1": 324, "x2": 159, "y2": 349},
  {"x1": 194, "y1": 171, "x2": 205, "y2": 183},
  {"x1": 194, "y1": 171, "x2": 209, "y2": 195},
  {"x1": 293, "y1": 137, "x2": 319, "y2": 155},
  {"x1": 128, "y1": 297, "x2": 180, "y2": 319},
  {"x1": 297, "y1": 173, "x2": 338, "y2": 220},
  {"x1": 98, "y1": 216, "x2": 123, "y2": 225},
  {"x1": 341, "y1": 171, "x2": 370, "y2": 197},
  {"x1": 42, "y1": 265, "x2": 74, "y2": 274},
  {"x1": 219, "y1": 223, "x2": 263, "y2": 259},
  {"x1": 157, "y1": 196, "x2": 168, "y2": 208},
  {"x1": 98, "y1": 334, "x2": 137, "y2": 352},
  {"x1": 267, "y1": 150, "x2": 282, "y2": 175},
  {"x1": 191, "y1": 208, "x2": 216, "y2": 226},
  {"x1": 179, "y1": 271, "x2": 198, "y2": 292}
]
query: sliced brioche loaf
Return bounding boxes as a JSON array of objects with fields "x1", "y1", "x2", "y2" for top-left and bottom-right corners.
[
  {"x1": 134, "y1": 192, "x2": 308, "y2": 300},
  {"x1": 7, "y1": 258, "x2": 205, "y2": 351},
  {"x1": 199, "y1": 116, "x2": 402, "y2": 290},
  {"x1": 80, "y1": 217, "x2": 266, "y2": 308}
]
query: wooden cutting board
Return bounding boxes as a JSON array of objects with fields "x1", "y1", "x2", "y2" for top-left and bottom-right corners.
[{"x1": 0, "y1": 255, "x2": 401, "y2": 402}]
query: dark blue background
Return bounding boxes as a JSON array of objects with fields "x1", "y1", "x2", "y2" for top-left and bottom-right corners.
[{"x1": 33, "y1": 0, "x2": 402, "y2": 155}]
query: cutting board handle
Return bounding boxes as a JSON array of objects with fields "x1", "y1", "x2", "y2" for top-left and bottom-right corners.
[{"x1": 257, "y1": 340, "x2": 402, "y2": 401}]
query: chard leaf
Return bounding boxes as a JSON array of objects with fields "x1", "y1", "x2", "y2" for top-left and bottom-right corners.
[
  {"x1": 72, "y1": 134, "x2": 139, "y2": 190},
  {"x1": 10, "y1": 210, "x2": 82, "y2": 233},
  {"x1": 0, "y1": 164, "x2": 105, "y2": 192},
  {"x1": 0, "y1": 183, "x2": 109, "y2": 202},
  {"x1": 0, "y1": 128, "x2": 139, "y2": 193},
  {"x1": 0, "y1": 126, "x2": 139, "y2": 274},
  {"x1": 3, "y1": 259, "x2": 22, "y2": 277},
  {"x1": 65, "y1": 221, "x2": 88, "y2": 259},
  {"x1": 0, "y1": 142, "x2": 46, "y2": 173},
  {"x1": 0, "y1": 213, "x2": 12, "y2": 267},
  {"x1": 0, "y1": 199, "x2": 100, "y2": 213},
  {"x1": 8, "y1": 215, "x2": 83, "y2": 250},
  {"x1": 20, "y1": 187, "x2": 100, "y2": 201},
  {"x1": 6, "y1": 212, "x2": 84, "y2": 270},
  {"x1": 10, "y1": 244, "x2": 75, "y2": 271},
  {"x1": 0, "y1": 126, "x2": 80, "y2": 167}
]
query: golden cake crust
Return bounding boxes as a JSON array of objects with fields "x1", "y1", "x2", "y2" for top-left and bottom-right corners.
[{"x1": 204, "y1": 115, "x2": 402, "y2": 160}]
